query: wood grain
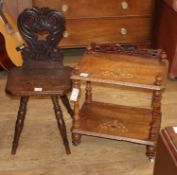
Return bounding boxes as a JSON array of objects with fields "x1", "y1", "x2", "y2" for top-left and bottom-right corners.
[
  {"x1": 71, "y1": 52, "x2": 168, "y2": 90},
  {"x1": 154, "y1": 0, "x2": 177, "y2": 79},
  {"x1": 6, "y1": 67, "x2": 72, "y2": 96},
  {"x1": 33, "y1": 0, "x2": 156, "y2": 48},
  {"x1": 73, "y1": 101, "x2": 153, "y2": 145},
  {"x1": 153, "y1": 127, "x2": 177, "y2": 175},
  {"x1": 71, "y1": 47, "x2": 168, "y2": 159},
  {"x1": 34, "y1": 0, "x2": 154, "y2": 19},
  {"x1": 0, "y1": 53, "x2": 176, "y2": 174},
  {"x1": 60, "y1": 17, "x2": 152, "y2": 47}
]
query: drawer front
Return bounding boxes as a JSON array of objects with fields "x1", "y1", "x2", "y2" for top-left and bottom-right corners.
[
  {"x1": 60, "y1": 17, "x2": 152, "y2": 47},
  {"x1": 34, "y1": 0, "x2": 155, "y2": 18}
]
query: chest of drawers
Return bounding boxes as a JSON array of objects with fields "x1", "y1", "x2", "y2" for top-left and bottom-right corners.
[{"x1": 31, "y1": 1, "x2": 155, "y2": 47}]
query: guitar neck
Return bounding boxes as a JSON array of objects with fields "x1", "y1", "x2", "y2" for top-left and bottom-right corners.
[
  {"x1": 0, "y1": 9, "x2": 8, "y2": 23},
  {"x1": 0, "y1": 9, "x2": 13, "y2": 33}
]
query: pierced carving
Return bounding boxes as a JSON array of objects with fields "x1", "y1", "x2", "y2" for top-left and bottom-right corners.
[
  {"x1": 87, "y1": 43, "x2": 162, "y2": 58},
  {"x1": 17, "y1": 7, "x2": 65, "y2": 62}
]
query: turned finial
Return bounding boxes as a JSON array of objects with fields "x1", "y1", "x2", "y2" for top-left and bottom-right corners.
[
  {"x1": 86, "y1": 43, "x2": 96, "y2": 53},
  {"x1": 74, "y1": 66, "x2": 79, "y2": 75},
  {"x1": 86, "y1": 45, "x2": 92, "y2": 54},
  {"x1": 160, "y1": 51, "x2": 167, "y2": 62},
  {"x1": 155, "y1": 75, "x2": 163, "y2": 86}
]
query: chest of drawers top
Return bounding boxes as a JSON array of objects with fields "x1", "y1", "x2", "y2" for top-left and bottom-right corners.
[
  {"x1": 33, "y1": 0, "x2": 156, "y2": 47},
  {"x1": 34, "y1": 0, "x2": 155, "y2": 19}
]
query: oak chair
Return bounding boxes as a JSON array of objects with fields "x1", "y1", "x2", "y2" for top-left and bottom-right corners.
[{"x1": 5, "y1": 7, "x2": 73, "y2": 155}]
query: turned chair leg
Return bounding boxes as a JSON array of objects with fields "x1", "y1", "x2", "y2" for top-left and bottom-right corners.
[
  {"x1": 60, "y1": 95, "x2": 74, "y2": 118},
  {"x1": 51, "y1": 96, "x2": 71, "y2": 154},
  {"x1": 11, "y1": 96, "x2": 29, "y2": 155}
]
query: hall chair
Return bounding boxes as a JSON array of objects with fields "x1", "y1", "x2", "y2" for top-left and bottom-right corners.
[{"x1": 5, "y1": 7, "x2": 73, "y2": 154}]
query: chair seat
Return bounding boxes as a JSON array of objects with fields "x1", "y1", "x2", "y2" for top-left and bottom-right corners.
[{"x1": 6, "y1": 66, "x2": 73, "y2": 96}]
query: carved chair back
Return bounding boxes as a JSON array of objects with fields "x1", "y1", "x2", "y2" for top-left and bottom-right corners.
[{"x1": 17, "y1": 7, "x2": 66, "y2": 68}]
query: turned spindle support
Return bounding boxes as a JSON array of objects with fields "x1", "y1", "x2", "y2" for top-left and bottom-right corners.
[
  {"x1": 72, "y1": 67, "x2": 82, "y2": 146},
  {"x1": 147, "y1": 75, "x2": 163, "y2": 159},
  {"x1": 85, "y1": 81, "x2": 92, "y2": 103}
]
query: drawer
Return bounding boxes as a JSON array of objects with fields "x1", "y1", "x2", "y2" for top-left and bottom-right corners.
[
  {"x1": 34, "y1": 0, "x2": 155, "y2": 19},
  {"x1": 60, "y1": 17, "x2": 152, "y2": 47}
]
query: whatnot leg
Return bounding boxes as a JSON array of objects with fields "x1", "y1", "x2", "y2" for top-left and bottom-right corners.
[
  {"x1": 72, "y1": 79, "x2": 81, "y2": 146},
  {"x1": 147, "y1": 76, "x2": 162, "y2": 160}
]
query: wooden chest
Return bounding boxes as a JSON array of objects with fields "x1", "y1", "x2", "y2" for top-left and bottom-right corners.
[
  {"x1": 153, "y1": 127, "x2": 177, "y2": 175},
  {"x1": 154, "y1": 0, "x2": 177, "y2": 79},
  {"x1": 33, "y1": 0, "x2": 156, "y2": 48}
]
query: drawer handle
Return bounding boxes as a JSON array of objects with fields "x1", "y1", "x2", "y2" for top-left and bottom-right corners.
[
  {"x1": 63, "y1": 31, "x2": 69, "y2": 38},
  {"x1": 121, "y1": 1, "x2": 129, "y2": 10},
  {"x1": 120, "y1": 28, "x2": 128, "y2": 35},
  {"x1": 62, "y1": 4, "x2": 69, "y2": 12}
]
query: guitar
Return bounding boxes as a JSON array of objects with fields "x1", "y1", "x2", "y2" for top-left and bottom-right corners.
[{"x1": 0, "y1": 0, "x2": 24, "y2": 71}]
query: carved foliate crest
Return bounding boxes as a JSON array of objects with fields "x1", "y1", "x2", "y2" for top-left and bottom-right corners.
[{"x1": 17, "y1": 7, "x2": 65, "y2": 61}]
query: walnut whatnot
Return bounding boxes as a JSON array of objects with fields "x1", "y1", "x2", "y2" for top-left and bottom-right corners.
[{"x1": 71, "y1": 44, "x2": 168, "y2": 159}]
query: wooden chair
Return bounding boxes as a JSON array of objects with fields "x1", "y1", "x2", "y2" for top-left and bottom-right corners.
[{"x1": 5, "y1": 7, "x2": 73, "y2": 155}]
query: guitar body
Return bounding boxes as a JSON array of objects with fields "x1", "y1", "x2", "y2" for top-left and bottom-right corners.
[{"x1": 0, "y1": 12, "x2": 23, "y2": 70}]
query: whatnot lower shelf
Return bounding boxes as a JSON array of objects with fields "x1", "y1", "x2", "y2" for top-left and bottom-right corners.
[{"x1": 73, "y1": 101, "x2": 154, "y2": 146}]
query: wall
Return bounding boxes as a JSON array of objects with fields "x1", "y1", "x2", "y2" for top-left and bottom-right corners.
[{"x1": 4, "y1": 0, "x2": 32, "y2": 20}]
